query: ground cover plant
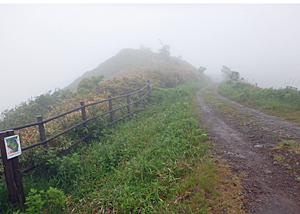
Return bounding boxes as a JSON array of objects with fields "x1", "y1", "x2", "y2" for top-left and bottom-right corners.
[
  {"x1": 0, "y1": 82, "x2": 244, "y2": 213},
  {"x1": 0, "y1": 47, "x2": 205, "y2": 176},
  {"x1": 218, "y1": 81, "x2": 300, "y2": 124},
  {"x1": 0, "y1": 65, "x2": 200, "y2": 173}
]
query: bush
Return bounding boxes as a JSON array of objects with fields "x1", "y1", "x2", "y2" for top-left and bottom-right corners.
[
  {"x1": 23, "y1": 187, "x2": 66, "y2": 214},
  {"x1": 218, "y1": 82, "x2": 300, "y2": 112}
]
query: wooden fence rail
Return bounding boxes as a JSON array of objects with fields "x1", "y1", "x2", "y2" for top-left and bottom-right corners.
[{"x1": 0, "y1": 80, "x2": 151, "y2": 205}]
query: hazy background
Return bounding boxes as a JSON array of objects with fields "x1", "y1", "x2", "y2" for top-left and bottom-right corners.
[{"x1": 1, "y1": 4, "x2": 300, "y2": 113}]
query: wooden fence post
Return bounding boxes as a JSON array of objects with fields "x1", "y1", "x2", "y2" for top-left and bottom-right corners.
[
  {"x1": 80, "y1": 101, "x2": 87, "y2": 121},
  {"x1": 147, "y1": 80, "x2": 151, "y2": 101},
  {"x1": 138, "y1": 89, "x2": 142, "y2": 107},
  {"x1": 126, "y1": 95, "x2": 130, "y2": 114},
  {"x1": 108, "y1": 95, "x2": 114, "y2": 123},
  {"x1": 36, "y1": 116, "x2": 47, "y2": 148},
  {"x1": 0, "y1": 130, "x2": 25, "y2": 205},
  {"x1": 80, "y1": 101, "x2": 89, "y2": 143}
]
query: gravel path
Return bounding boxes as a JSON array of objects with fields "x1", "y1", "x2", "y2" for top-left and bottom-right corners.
[{"x1": 196, "y1": 84, "x2": 300, "y2": 213}]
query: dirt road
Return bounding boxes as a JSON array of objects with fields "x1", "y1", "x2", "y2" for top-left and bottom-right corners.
[{"x1": 196, "y1": 84, "x2": 300, "y2": 213}]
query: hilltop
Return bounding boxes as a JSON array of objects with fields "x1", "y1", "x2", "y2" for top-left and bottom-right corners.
[
  {"x1": 64, "y1": 48, "x2": 199, "y2": 91},
  {"x1": 1, "y1": 47, "x2": 202, "y2": 129}
]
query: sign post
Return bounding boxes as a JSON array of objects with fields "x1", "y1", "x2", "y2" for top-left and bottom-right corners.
[{"x1": 0, "y1": 130, "x2": 25, "y2": 205}]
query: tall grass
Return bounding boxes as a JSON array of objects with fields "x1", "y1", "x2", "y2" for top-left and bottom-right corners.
[
  {"x1": 1, "y1": 81, "x2": 246, "y2": 213},
  {"x1": 0, "y1": 82, "x2": 210, "y2": 213}
]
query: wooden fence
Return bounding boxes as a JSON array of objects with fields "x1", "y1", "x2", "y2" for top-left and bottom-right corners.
[{"x1": 0, "y1": 80, "x2": 151, "y2": 205}]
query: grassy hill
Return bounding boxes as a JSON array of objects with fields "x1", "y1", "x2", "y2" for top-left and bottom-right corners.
[
  {"x1": 1, "y1": 48, "x2": 200, "y2": 130},
  {"x1": 0, "y1": 82, "x2": 245, "y2": 213},
  {"x1": 64, "y1": 48, "x2": 199, "y2": 91},
  {"x1": 0, "y1": 46, "x2": 206, "y2": 175},
  {"x1": 0, "y1": 48, "x2": 248, "y2": 213}
]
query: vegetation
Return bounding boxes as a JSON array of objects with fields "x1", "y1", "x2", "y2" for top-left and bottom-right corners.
[
  {"x1": 218, "y1": 65, "x2": 300, "y2": 124},
  {"x1": 0, "y1": 51, "x2": 248, "y2": 213},
  {"x1": 158, "y1": 43, "x2": 170, "y2": 61},
  {"x1": 196, "y1": 66, "x2": 206, "y2": 81},
  {"x1": 221, "y1": 65, "x2": 240, "y2": 84},
  {"x1": 65, "y1": 48, "x2": 199, "y2": 91},
  {"x1": 0, "y1": 48, "x2": 199, "y2": 130},
  {"x1": 0, "y1": 47, "x2": 223, "y2": 213},
  {"x1": 0, "y1": 48, "x2": 202, "y2": 177},
  {"x1": 202, "y1": 84, "x2": 245, "y2": 122},
  {"x1": 76, "y1": 75, "x2": 104, "y2": 94},
  {"x1": 0, "y1": 82, "x2": 245, "y2": 213},
  {"x1": 0, "y1": 89, "x2": 73, "y2": 129},
  {"x1": 218, "y1": 80, "x2": 300, "y2": 124}
]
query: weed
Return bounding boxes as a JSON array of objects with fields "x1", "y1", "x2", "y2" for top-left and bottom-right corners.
[
  {"x1": 273, "y1": 140, "x2": 300, "y2": 154},
  {"x1": 21, "y1": 187, "x2": 66, "y2": 214},
  {"x1": 283, "y1": 164, "x2": 292, "y2": 170},
  {"x1": 0, "y1": 82, "x2": 244, "y2": 213},
  {"x1": 273, "y1": 154, "x2": 284, "y2": 162}
]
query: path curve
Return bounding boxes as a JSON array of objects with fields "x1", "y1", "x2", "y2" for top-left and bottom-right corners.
[
  {"x1": 196, "y1": 84, "x2": 300, "y2": 213},
  {"x1": 213, "y1": 84, "x2": 300, "y2": 140}
]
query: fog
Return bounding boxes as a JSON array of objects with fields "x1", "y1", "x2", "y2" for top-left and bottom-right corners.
[{"x1": 1, "y1": 4, "x2": 300, "y2": 113}]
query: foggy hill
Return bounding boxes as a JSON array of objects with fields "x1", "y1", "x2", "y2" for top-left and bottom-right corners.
[{"x1": 64, "y1": 48, "x2": 198, "y2": 91}]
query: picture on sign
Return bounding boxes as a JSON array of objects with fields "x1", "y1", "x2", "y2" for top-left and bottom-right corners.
[{"x1": 4, "y1": 134, "x2": 22, "y2": 159}]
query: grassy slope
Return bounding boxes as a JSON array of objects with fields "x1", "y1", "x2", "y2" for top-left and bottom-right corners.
[
  {"x1": 1, "y1": 82, "x2": 245, "y2": 214},
  {"x1": 0, "y1": 49, "x2": 245, "y2": 213},
  {"x1": 64, "y1": 48, "x2": 198, "y2": 91},
  {"x1": 1, "y1": 48, "x2": 199, "y2": 130}
]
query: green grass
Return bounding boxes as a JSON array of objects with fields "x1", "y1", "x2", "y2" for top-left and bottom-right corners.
[
  {"x1": 218, "y1": 82, "x2": 300, "y2": 124},
  {"x1": 202, "y1": 84, "x2": 240, "y2": 115},
  {"x1": 0, "y1": 81, "x2": 244, "y2": 213}
]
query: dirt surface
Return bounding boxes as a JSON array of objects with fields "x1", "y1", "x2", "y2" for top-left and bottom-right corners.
[{"x1": 196, "y1": 84, "x2": 300, "y2": 213}]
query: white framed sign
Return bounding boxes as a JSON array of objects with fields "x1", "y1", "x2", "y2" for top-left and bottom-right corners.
[{"x1": 4, "y1": 134, "x2": 22, "y2": 160}]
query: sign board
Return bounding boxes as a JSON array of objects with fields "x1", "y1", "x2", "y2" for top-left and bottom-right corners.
[{"x1": 4, "y1": 134, "x2": 22, "y2": 159}]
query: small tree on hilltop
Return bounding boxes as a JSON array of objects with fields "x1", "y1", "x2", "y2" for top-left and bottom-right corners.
[
  {"x1": 198, "y1": 66, "x2": 206, "y2": 74},
  {"x1": 158, "y1": 39, "x2": 170, "y2": 61},
  {"x1": 197, "y1": 66, "x2": 206, "y2": 78},
  {"x1": 221, "y1": 65, "x2": 240, "y2": 84},
  {"x1": 229, "y1": 71, "x2": 240, "y2": 83},
  {"x1": 221, "y1": 65, "x2": 231, "y2": 80}
]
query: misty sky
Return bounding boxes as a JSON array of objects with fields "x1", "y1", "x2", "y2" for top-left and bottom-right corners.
[{"x1": 1, "y1": 4, "x2": 300, "y2": 113}]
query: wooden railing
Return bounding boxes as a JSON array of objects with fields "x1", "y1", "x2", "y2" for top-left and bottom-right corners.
[{"x1": 0, "y1": 80, "x2": 151, "y2": 205}]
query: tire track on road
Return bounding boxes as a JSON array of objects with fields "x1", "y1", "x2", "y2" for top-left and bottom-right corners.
[{"x1": 196, "y1": 84, "x2": 300, "y2": 213}]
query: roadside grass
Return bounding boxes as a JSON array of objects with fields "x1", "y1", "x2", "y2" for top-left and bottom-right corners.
[
  {"x1": 201, "y1": 85, "x2": 235, "y2": 112},
  {"x1": 218, "y1": 82, "x2": 300, "y2": 125},
  {"x1": 216, "y1": 82, "x2": 300, "y2": 155},
  {"x1": 273, "y1": 140, "x2": 300, "y2": 155},
  {"x1": 0, "y1": 82, "x2": 245, "y2": 213},
  {"x1": 201, "y1": 84, "x2": 246, "y2": 121},
  {"x1": 273, "y1": 154, "x2": 285, "y2": 162},
  {"x1": 215, "y1": 82, "x2": 300, "y2": 183},
  {"x1": 202, "y1": 84, "x2": 237, "y2": 113},
  {"x1": 163, "y1": 159, "x2": 246, "y2": 213},
  {"x1": 271, "y1": 139, "x2": 300, "y2": 181}
]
